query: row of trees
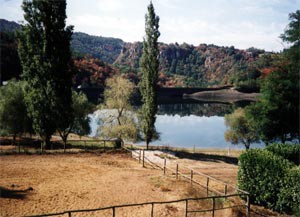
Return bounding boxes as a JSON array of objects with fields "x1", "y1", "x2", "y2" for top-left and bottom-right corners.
[
  {"x1": 0, "y1": 0, "x2": 92, "y2": 152},
  {"x1": 225, "y1": 10, "x2": 299, "y2": 149},
  {"x1": 1, "y1": 0, "x2": 160, "y2": 150},
  {"x1": 97, "y1": 2, "x2": 160, "y2": 148}
]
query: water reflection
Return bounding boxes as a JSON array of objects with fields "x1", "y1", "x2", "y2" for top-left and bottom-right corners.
[{"x1": 89, "y1": 100, "x2": 264, "y2": 149}]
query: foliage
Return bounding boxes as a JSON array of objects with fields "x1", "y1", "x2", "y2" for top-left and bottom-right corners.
[
  {"x1": 0, "y1": 19, "x2": 270, "y2": 89},
  {"x1": 98, "y1": 75, "x2": 138, "y2": 146},
  {"x1": 280, "y1": 10, "x2": 300, "y2": 46},
  {"x1": 229, "y1": 64, "x2": 261, "y2": 92},
  {"x1": 0, "y1": 80, "x2": 33, "y2": 142},
  {"x1": 276, "y1": 166, "x2": 300, "y2": 214},
  {"x1": 58, "y1": 91, "x2": 93, "y2": 151},
  {"x1": 266, "y1": 143, "x2": 300, "y2": 165},
  {"x1": 246, "y1": 10, "x2": 299, "y2": 143},
  {"x1": 73, "y1": 57, "x2": 118, "y2": 88},
  {"x1": 0, "y1": 31, "x2": 21, "y2": 84},
  {"x1": 246, "y1": 63, "x2": 299, "y2": 143},
  {"x1": 224, "y1": 108, "x2": 259, "y2": 149},
  {"x1": 238, "y1": 149, "x2": 293, "y2": 210},
  {"x1": 71, "y1": 91, "x2": 93, "y2": 137},
  {"x1": 18, "y1": 0, "x2": 73, "y2": 149},
  {"x1": 71, "y1": 32, "x2": 124, "y2": 64},
  {"x1": 139, "y1": 2, "x2": 160, "y2": 149}
]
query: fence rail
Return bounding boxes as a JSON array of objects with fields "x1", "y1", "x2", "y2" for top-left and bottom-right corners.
[
  {"x1": 124, "y1": 147, "x2": 250, "y2": 216},
  {"x1": 24, "y1": 147, "x2": 250, "y2": 217},
  {"x1": 25, "y1": 193, "x2": 248, "y2": 217}
]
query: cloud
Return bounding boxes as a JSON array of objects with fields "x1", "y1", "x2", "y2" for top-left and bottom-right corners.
[
  {"x1": 70, "y1": 14, "x2": 144, "y2": 41},
  {"x1": 1, "y1": 0, "x2": 299, "y2": 51}
]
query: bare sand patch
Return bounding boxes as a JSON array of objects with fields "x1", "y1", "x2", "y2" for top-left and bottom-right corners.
[{"x1": 0, "y1": 153, "x2": 200, "y2": 217}]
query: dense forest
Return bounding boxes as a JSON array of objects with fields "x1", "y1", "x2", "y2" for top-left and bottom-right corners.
[{"x1": 0, "y1": 18, "x2": 274, "y2": 90}]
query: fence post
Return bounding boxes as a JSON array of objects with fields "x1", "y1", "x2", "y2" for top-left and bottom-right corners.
[
  {"x1": 163, "y1": 158, "x2": 166, "y2": 175},
  {"x1": 246, "y1": 194, "x2": 250, "y2": 217},
  {"x1": 212, "y1": 197, "x2": 215, "y2": 217},
  {"x1": 176, "y1": 164, "x2": 178, "y2": 179},
  {"x1": 151, "y1": 203, "x2": 154, "y2": 217},
  {"x1": 206, "y1": 177, "x2": 209, "y2": 196},
  {"x1": 112, "y1": 207, "x2": 115, "y2": 217},
  {"x1": 139, "y1": 150, "x2": 141, "y2": 163},
  {"x1": 190, "y1": 170, "x2": 193, "y2": 185},
  {"x1": 185, "y1": 199, "x2": 188, "y2": 217},
  {"x1": 142, "y1": 149, "x2": 145, "y2": 167},
  {"x1": 68, "y1": 211, "x2": 71, "y2": 217},
  {"x1": 224, "y1": 184, "x2": 227, "y2": 196}
]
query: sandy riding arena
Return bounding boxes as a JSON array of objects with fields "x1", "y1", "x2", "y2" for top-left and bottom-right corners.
[{"x1": 0, "y1": 152, "x2": 212, "y2": 217}]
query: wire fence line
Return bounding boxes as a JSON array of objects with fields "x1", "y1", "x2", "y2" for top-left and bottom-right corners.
[
  {"x1": 24, "y1": 147, "x2": 251, "y2": 217},
  {"x1": 123, "y1": 147, "x2": 251, "y2": 216}
]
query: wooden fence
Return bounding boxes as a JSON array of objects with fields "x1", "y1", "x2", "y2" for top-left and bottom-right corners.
[
  {"x1": 126, "y1": 148, "x2": 250, "y2": 216},
  {"x1": 24, "y1": 147, "x2": 251, "y2": 217},
  {"x1": 25, "y1": 193, "x2": 248, "y2": 217}
]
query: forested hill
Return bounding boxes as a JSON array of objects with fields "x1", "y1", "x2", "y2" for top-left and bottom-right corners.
[
  {"x1": 0, "y1": 19, "x2": 20, "y2": 32},
  {"x1": 72, "y1": 31, "x2": 266, "y2": 88},
  {"x1": 1, "y1": 19, "x2": 270, "y2": 89},
  {"x1": 71, "y1": 32, "x2": 124, "y2": 63}
]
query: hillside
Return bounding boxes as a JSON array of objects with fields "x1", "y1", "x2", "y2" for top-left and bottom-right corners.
[
  {"x1": 71, "y1": 32, "x2": 124, "y2": 63},
  {"x1": 0, "y1": 19, "x2": 268, "y2": 89}
]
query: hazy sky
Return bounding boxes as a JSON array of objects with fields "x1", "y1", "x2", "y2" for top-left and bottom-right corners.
[{"x1": 1, "y1": 0, "x2": 299, "y2": 51}]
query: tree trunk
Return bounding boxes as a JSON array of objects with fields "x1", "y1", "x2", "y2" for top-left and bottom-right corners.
[
  {"x1": 115, "y1": 138, "x2": 122, "y2": 149},
  {"x1": 245, "y1": 141, "x2": 250, "y2": 150},
  {"x1": 63, "y1": 136, "x2": 67, "y2": 153},
  {"x1": 45, "y1": 135, "x2": 51, "y2": 150},
  {"x1": 12, "y1": 134, "x2": 16, "y2": 146},
  {"x1": 146, "y1": 139, "x2": 149, "y2": 150}
]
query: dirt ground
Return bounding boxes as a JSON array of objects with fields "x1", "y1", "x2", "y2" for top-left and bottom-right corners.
[
  {"x1": 0, "y1": 151, "x2": 281, "y2": 217},
  {"x1": 0, "y1": 152, "x2": 219, "y2": 217}
]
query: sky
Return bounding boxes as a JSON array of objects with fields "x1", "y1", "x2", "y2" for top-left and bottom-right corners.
[{"x1": 1, "y1": 0, "x2": 299, "y2": 52}]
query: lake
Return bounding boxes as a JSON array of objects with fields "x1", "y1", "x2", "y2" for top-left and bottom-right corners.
[{"x1": 89, "y1": 99, "x2": 264, "y2": 150}]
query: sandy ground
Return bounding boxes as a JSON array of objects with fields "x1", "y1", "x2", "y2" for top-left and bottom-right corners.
[
  {"x1": 1, "y1": 152, "x2": 221, "y2": 217},
  {"x1": 0, "y1": 151, "x2": 279, "y2": 217}
]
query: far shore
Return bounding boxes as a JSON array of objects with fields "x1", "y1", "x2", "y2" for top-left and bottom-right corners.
[{"x1": 183, "y1": 89, "x2": 260, "y2": 103}]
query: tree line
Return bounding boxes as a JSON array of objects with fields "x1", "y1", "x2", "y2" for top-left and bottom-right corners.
[
  {"x1": 0, "y1": 0, "x2": 160, "y2": 151},
  {"x1": 224, "y1": 10, "x2": 299, "y2": 149}
]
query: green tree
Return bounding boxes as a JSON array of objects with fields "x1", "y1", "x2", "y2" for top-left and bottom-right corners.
[
  {"x1": 58, "y1": 91, "x2": 93, "y2": 152},
  {"x1": 246, "y1": 10, "x2": 299, "y2": 143},
  {"x1": 224, "y1": 108, "x2": 259, "y2": 150},
  {"x1": 0, "y1": 80, "x2": 33, "y2": 144},
  {"x1": 18, "y1": 0, "x2": 73, "y2": 150},
  {"x1": 98, "y1": 75, "x2": 138, "y2": 147},
  {"x1": 139, "y1": 1, "x2": 160, "y2": 149},
  {"x1": 280, "y1": 10, "x2": 300, "y2": 46}
]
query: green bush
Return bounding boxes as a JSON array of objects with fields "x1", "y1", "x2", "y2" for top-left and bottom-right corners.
[
  {"x1": 238, "y1": 149, "x2": 293, "y2": 210},
  {"x1": 276, "y1": 166, "x2": 300, "y2": 214},
  {"x1": 266, "y1": 143, "x2": 300, "y2": 165}
]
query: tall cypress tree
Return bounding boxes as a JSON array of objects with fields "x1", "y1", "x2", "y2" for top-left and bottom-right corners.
[
  {"x1": 18, "y1": 0, "x2": 73, "y2": 150},
  {"x1": 140, "y1": 1, "x2": 160, "y2": 149}
]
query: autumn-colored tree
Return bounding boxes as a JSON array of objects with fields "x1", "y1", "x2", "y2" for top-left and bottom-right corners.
[{"x1": 98, "y1": 75, "x2": 138, "y2": 147}]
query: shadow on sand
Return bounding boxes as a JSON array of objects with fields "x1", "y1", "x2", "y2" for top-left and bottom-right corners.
[
  {"x1": 174, "y1": 151, "x2": 238, "y2": 165},
  {"x1": 0, "y1": 186, "x2": 33, "y2": 199}
]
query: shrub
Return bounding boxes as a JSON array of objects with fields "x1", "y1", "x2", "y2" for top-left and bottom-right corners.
[
  {"x1": 266, "y1": 143, "x2": 300, "y2": 165},
  {"x1": 238, "y1": 149, "x2": 293, "y2": 210},
  {"x1": 276, "y1": 166, "x2": 300, "y2": 214}
]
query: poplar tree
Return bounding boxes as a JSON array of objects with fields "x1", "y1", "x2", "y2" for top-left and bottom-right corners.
[
  {"x1": 18, "y1": 0, "x2": 73, "y2": 150},
  {"x1": 139, "y1": 1, "x2": 160, "y2": 149}
]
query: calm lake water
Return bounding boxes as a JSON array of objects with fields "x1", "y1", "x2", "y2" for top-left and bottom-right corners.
[{"x1": 89, "y1": 99, "x2": 264, "y2": 150}]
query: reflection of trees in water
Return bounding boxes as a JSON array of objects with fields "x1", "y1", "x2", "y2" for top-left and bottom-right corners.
[{"x1": 158, "y1": 101, "x2": 251, "y2": 117}]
